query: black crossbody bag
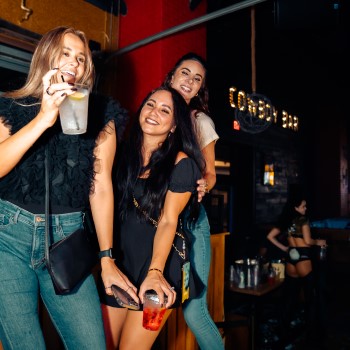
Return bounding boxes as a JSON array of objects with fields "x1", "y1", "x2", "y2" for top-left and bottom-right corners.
[{"x1": 44, "y1": 147, "x2": 98, "y2": 295}]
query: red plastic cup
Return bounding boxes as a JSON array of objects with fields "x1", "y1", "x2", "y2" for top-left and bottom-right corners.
[{"x1": 142, "y1": 292, "x2": 167, "y2": 331}]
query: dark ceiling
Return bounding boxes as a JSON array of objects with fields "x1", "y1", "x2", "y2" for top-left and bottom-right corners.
[{"x1": 206, "y1": 0, "x2": 350, "y2": 141}]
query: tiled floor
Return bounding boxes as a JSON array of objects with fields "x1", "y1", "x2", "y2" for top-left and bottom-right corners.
[{"x1": 222, "y1": 258, "x2": 350, "y2": 350}]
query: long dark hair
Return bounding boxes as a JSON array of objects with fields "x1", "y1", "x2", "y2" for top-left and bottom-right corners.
[
  {"x1": 163, "y1": 52, "x2": 210, "y2": 115},
  {"x1": 116, "y1": 86, "x2": 205, "y2": 221},
  {"x1": 278, "y1": 193, "x2": 306, "y2": 231}
]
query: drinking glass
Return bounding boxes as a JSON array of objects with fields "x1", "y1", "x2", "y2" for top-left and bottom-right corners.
[{"x1": 58, "y1": 84, "x2": 89, "y2": 135}]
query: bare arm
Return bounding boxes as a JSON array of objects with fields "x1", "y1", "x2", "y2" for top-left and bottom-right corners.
[
  {"x1": 302, "y1": 224, "x2": 326, "y2": 246},
  {"x1": 201, "y1": 140, "x2": 216, "y2": 190},
  {"x1": 267, "y1": 227, "x2": 289, "y2": 252},
  {"x1": 0, "y1": 115, "x2": 47, "y2": 177},
  {"x1": 89, "y1": 121, "x2": 138, "y2": 301},
  {"x1": 138, "y1": 189, "x2": 191, "y2": 307},
  {"x1": 0, "y1": 70, "x2": 81, "y2": 178},
  {"x1": 197, "y1": 140, "x2": 216, "y2": 202}
]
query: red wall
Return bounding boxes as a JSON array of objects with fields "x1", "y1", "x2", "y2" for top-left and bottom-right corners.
[{"x1": 114, "y1": 0, "x2": 207, "y2": 116}]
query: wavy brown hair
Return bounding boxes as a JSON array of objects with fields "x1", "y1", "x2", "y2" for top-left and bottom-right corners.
[
  {"x1": 5, "y1": 26, "x2": 94, "y2": 99},
  {"x1": 163, "y1": 52, "x2": 210, "y2": 116}
]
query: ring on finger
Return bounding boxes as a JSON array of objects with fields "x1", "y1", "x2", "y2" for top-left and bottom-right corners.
[{"x1": 46, "y1": 87, "x2": 54, "y2": 96}]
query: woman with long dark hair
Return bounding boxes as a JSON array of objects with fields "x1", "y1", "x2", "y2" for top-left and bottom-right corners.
[
  {"x1": 100, "y1": 86, "x2": 205, "y2": 349},
  {"x1": 267, "y1": 194, "x2": 326, "y2": 338}
]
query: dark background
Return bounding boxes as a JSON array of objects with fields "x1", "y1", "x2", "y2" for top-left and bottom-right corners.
[{"x1": 202, "y1": 0, "x2": 350, "y2": 258}]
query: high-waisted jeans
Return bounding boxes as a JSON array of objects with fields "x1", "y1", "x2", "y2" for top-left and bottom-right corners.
[
  {"x1": 183, "y1": 204, "x2": 224, "y2": 350},
  {"x1": 0, "y1": 199, "x2": 106, "y2": 350}
]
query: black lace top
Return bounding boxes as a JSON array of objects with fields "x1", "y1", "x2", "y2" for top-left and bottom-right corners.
[{"x1": 0, "y1": 94, "x2": 128, "y2": 213}]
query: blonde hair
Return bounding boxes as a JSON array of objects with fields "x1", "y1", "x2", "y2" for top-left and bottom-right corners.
[{"x1": 6, "y1": 26, "x2": 95, "y2": 99}]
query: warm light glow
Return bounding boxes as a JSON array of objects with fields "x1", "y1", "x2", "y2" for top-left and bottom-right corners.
[
  {"x1": 229, "y1": 87, "x2": 236, "y2": 108},
  {"x1": 229, "y1": 87, "x2": 299, "y2": 132},
  {"x1": 233, "y1": 120, "x2": 240, "y2": 130},
  {"x1": 282, "y1": 110, "x2": 288, "y2": 128},
  {"x1": 237, "y1": 91, "x2": 247, "y2": 111},
  {"x1": 215, "y1": 160, "x2": 231, "y2": 168},
  {"x1": 263, "y1": 164, "x2": 274, "y2": 186}
]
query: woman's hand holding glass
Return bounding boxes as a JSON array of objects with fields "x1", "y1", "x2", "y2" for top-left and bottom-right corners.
[
  {"x1": 139, "y1": 270, "x2": 176, "y2": 309},
  {"x1": 39, "y1": 69, "x2": 78, "y2": 128}
]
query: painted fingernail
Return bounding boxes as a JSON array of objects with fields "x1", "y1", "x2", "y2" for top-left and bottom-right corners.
[
  {"x1": 52, "y1": 67, "x2": 59, "y2": 70},
  {"x1": 61, "y1": 92, "x2": 67, "y2": 97},
  {"x1": 71, "y1": 88, "x2": 78, "y2": 91},
  {"x1": 61, "y1": 75, "x2": 65, "y2": 82},
  {"x1": 68, "y1": 83, "x2": 75, "y2": 86}
]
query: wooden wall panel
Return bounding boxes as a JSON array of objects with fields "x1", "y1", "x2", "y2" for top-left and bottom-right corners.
[
  {"x1": 0, "y1": 0, "x2": 119, "y2": 50},
  {"x1": 157, "y1": 232, "x2": 228, "y2": 350}
]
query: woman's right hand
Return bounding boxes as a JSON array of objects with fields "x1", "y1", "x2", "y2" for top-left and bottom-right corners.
[
  {"x1": 139, "y1": 270, "x2": 176, "y2": 309},
  {"x1": 100, "y1": 258, "x2": 140, "y2": 304},
  {"x1": 38, "y1": 69, "x2": 78, "y2": 128}
]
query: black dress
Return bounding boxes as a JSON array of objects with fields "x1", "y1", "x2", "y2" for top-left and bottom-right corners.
[{"x1": 101, "y1": 157, "x2": 201, "y2": 309}]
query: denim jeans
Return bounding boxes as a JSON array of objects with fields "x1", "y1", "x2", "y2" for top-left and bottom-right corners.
[
  {"x1": 0, "y1": 199, "x2": 106, "y2": 350},
  {"x1": 183, "y1": 204, "x2": 224, "y2": 350}
]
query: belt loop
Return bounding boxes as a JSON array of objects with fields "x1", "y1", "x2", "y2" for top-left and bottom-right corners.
[
  {"x1": 55, "y1": 215, "x2": 60, "y2": 227},
  {"x1": 14, "y1": 209, "x2": 20, "y2": 224}
]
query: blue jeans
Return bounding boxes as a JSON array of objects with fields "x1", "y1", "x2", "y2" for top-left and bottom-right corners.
[
  {"x1": 0, "y1": 199, "x2": 106, "y2": 350},
  {"x1": 183, "y1": 204, "x2": 224, "y2": 350}
]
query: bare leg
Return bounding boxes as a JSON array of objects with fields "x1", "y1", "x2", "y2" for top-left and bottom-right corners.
[
  {"x1": 281, "y1": 262, "x2": 301, "y2": 336},
  {"x1": 101, "y1": 304, "x2": 128, "y2": 350},
  {"x1": 119, "y1": 309, "x2": 173, "y2": 350},
  {"x1": 294, "y1": 260, "x2": 312, "y2": 278}
]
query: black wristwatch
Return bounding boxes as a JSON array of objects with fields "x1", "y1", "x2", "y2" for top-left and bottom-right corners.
[{"x1": 98, "y1": 248, "x2": 113, "y2": 259}]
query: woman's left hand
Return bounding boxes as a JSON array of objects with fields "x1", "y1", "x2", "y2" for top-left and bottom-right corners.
[
  {"x1": 197, "y1": 178, "x2": 209, "y2": 202},
  {"x1": 139, "y1": 270, "x2": 176, "y2": 309}
]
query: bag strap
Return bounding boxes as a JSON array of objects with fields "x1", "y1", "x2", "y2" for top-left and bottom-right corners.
[
  {"x1": 44, "y1": 146, "x2": 51, "y2": 266},
  {"x1": 132, "y1": 195, "x2": 186, "y2": 260}
]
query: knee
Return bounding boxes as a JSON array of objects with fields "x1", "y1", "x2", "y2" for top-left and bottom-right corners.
[
  {"x1": 183, "y1": 302, "x2": 202, "y2": 325},
  {"x1": 183, "y1": 298, "x2": 210, "y2": 325}
]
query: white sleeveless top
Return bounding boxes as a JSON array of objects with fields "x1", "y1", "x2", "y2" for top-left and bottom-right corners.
[{"x1": 193, "y1": 111, "x2": 219, "y2": 150}]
